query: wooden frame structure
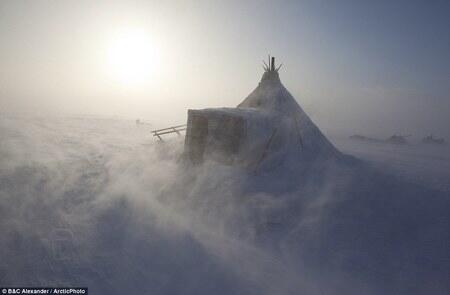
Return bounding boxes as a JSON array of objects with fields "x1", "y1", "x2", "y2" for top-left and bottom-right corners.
[
  {"x1": 262, "y1": 55, "x2": 282, "y2": 72},
  {"x1": 151, "y1": 124, "x2": 187, "y2": 141}
]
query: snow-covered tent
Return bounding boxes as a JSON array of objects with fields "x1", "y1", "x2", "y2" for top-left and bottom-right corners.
[{"x1": 184, "y1": 57, "x2": 340, "y2": 169}]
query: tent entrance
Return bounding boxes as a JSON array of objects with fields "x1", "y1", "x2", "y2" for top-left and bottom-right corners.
[{"x1": 185, "y1": 111, "x2": 246, "y2": 164}]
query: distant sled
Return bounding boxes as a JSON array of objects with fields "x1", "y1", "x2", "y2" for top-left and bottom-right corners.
[
  {"x1": 136, "y1": 119, "x2": 152, "y2": 126},
  {"x1": 349, "y1": 134, "x2": 380, "y2": 142},
  {"x1": 422, "y1": 134, "x2": 446, "y2": 145},
  {"x1": 385, "y1": 134, "x2": 411, "y2": 145}
]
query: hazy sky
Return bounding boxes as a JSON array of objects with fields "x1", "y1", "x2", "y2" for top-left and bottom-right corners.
[{"x1": 1, "y1": 0, "x2": 449, "y2": 137}]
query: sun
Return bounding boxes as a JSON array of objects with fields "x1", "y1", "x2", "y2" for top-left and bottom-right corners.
[{"x1": 106, "y1": 29, "x2": 158, "y2": 86}]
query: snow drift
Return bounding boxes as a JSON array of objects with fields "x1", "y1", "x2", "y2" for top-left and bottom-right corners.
[{"x1": 1, "y1": 100, "x2": 449, "y2": 294}]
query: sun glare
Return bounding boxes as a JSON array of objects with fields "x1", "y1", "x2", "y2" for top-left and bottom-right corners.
[{"x1": 106, "y1": 29, "x2": 158, "y2": 86}]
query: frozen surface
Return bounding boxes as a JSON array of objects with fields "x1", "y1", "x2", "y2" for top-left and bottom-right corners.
[
  {"x1": 332, "y1": 136, "x2": 450, "y2": 192},
  {"x1": 0, "y1": 114, "x2": 449, "y2": 295}
]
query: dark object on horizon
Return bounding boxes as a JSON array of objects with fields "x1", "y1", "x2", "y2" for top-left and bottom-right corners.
[
  {"x1": 385, "y1": 134, "x2": 411, "y2": 145},
  {"x1": 136, "y1": 119, "x2": 152, "y2": 126},
  {"x1": 422, "y1": 135, "x2": 446, "y2": 145},
  {"x1": 349, "y1": 134, "x2": 379, "y2": 142}
]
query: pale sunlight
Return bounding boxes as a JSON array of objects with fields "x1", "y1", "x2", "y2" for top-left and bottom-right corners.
[{"x1": 106, "y1": 28, "x2": 159, "y2": 86}]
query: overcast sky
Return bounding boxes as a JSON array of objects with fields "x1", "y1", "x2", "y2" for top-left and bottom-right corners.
[{"x1": 1, "y1": 0, "x2": 449, "y2": 138}]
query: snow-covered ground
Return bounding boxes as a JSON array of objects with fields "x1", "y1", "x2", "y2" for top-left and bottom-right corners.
[
  {"x1": 332, "y1": 136, "x2": 450, "y2": 193},
  {"x1": 1, "y1": 114, "x2": 449, "y2": 295}
]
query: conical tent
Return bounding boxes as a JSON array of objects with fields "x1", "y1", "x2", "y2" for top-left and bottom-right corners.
[
  {"x1": 238, "y1": 59, "x2": 339, "y2": 159},
  {"x1": 184, "y1": 57, "x2": 340, "y2": 167}
]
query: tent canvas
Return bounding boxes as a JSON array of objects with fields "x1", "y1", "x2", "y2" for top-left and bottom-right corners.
[{"x1": 184, "y1": 57, "x2": 340, "y2": 168}]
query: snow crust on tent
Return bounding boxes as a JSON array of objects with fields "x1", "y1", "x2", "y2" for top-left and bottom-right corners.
[
  {"x1": 184, "y1": 107, "x2": 275, "y2": 166},
  {"x1": 238, "y1": 70, "x2": 340, "y2": 159}
]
